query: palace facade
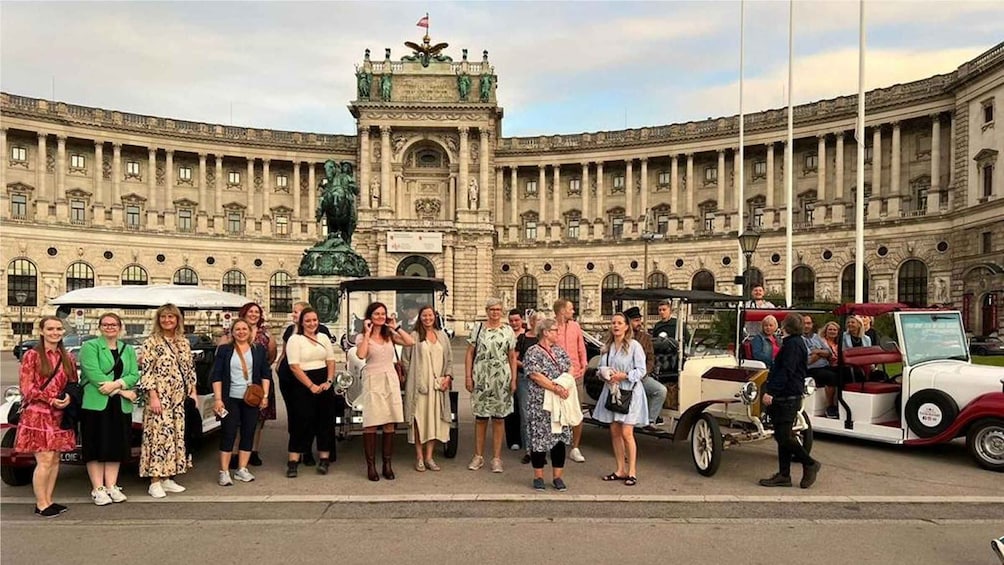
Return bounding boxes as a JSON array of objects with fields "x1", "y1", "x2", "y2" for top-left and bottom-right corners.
[{"x1": 1, "y1": 41, "x2": 1002, "y2": 345}]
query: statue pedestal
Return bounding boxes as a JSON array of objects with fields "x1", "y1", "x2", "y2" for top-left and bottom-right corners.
[
  {"x1": 298, "y1": 236, "x2": 371, "y2": 279},
  {"x1": 292, "y1": 274, "x2": 352, "y2": 327}
]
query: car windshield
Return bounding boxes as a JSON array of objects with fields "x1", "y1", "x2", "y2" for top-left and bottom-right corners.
[{"x1": 898, "y1": 312, "x2": 969, "y2": 365}]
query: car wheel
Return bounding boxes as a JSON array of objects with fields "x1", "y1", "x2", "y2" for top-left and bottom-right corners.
[
  {"x1": 904, "y1": 389, "x2": 959, "y2": 438},
  {"x1": 690, "y1": 413, "x2": 723, "y2": 477},
  {"x1": 795, "y1": 410, "x2": 814, "y2": 455},
  {"x1": 0, "y1": 428, "x2": 33, "y2": 486},
  {"x1": 966, "y1": 418, "x2": 1004, "y2": 472}
]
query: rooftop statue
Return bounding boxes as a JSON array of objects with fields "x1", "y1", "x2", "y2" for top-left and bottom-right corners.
[{"x1": 403, "y1": 33, "x2": 451, "y2": 68}]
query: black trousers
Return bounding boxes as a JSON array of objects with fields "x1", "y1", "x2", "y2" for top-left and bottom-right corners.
[
  {"x1": 768, "y1": 397, "x2": 815, "y2": 477},
  {"x1": 530, "y1": 442, "x2": 566, "y2": 470},
  {"x1": 286, "y1": 368, "x2": 335, "y2": 456},
  {"x1": 504, "y1": 395, "x2": 523, "y2": 449},
  {"x1": 219, "y1": 397, "x2": 258, "y2": 452}
]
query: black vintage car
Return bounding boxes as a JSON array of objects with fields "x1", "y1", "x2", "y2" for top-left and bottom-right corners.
[{"x1": 969, "y1": 335, "x2": 1004, "y2": 356}]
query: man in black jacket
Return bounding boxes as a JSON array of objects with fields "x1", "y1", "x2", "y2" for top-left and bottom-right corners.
[{"x1": 759, "y1": 313, "x2": 822, "y2": 489}]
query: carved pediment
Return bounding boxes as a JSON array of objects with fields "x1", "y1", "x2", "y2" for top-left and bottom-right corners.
[
  {"x1": 66, "y1": 188, "x2": 92, "y2": 199},
  {"x1": 6, "y1": 182, "x2": 35, "y2": 194},
  {"x1": 973, "y1": 148, "x2": 999, "y2": 163},
  {"x1": 223, "y1": 201, "x2": 247, "y2": 211},
  {"x1": 121, "y1": 192, "x2": 147, "y2": 204},
  {"x1": 173, "y1": 198, "x2": 199, "y2": 208},
  {"x1": 270, "y1": 205, "x2": 293, "y2": 215}
]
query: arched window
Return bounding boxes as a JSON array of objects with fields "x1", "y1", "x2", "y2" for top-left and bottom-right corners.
[
  {"x1": 515, "y1": 275, "x2": 538, "y2": 314},
  {"x1": 557, "y1": 274, "x2": 581, "y2": 315},
  {"x1": 121, "y1": 265, "x2": 148, "y2": 286},
  {"x1": 743, "y1": 267, "x2": 764, "y2": 289},
  {"x1": 173, "y1": 267, "x2": 199, "y2": 286},
  {"x1": 270, "y1": 271, "x2": 293, "y2": 314},
  {"x1": 898, "y1": 259, "x2": 929, "y2": 306},
  {"x1": 396, "y1": 255, "x2": 436, "y2": 278},
  {"x1": 7, "y1": 259, "x2": 38, "y2": 306},
  {"x1": 601, "y1": 273, "x2": 624, "y2": 316},
  {"x1": 646, "y1": 272, "x2": 669, "y2": 315},
  {"x1": 65, "y1": 262, "x2": 95, "y2": 292},
  {"x1": 840, "y1": 264, "x2": 870, "y2": 303},
  {"x1": 691, "y1": 270, "x2": 715, "y2": 292},
  {"x1": 221, "y1": 270, "x2": 247, "y2": 296},
  {"x1": 793, "y1": 265, "x2": 816, "y2": 305}
]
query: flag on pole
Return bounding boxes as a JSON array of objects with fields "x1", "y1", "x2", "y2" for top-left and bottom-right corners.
[{"x1": 417, "y1": 15, "x2": 429, "y2": 28}]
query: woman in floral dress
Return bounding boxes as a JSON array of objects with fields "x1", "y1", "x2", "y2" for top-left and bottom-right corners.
[
  {"x1": 522, "y1": 318, "x2": 573, "y2": 491},
  {"x1": 464, "y1": 297, "x2": 517, "y2": 473},
  {"x1": 139, "y1": 304, "x2": 196, "y2": 498},
  {"x1": 16, "y1": 316, "x2": 77, "y2": 517}
]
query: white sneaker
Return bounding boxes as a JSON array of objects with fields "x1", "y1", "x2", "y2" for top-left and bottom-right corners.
[
  {"x1": 148, "y1": 482, "x2": 166, "y2": 498},
  {"x1": 509, "y1": 443, "x2": 520, "y2": 451},
  {"x1": 91, "y1": 487, "x2": 112, "y2": 506},
  {"x1": 106, "y1": 485, "x2": 127, "y2": 503},
  {"x1": 160, "y1": 478, "x2": 186, "y2": 493},
  {"x1": 233, "y1": 467, "x2": 255, "y2": 482},
  {"x1": 468, "y1": 454, "x2": 484, "y2": 470},
  {"x1": 991, "y1": 536, "x2": 1004, "y2": 564},
  {"x1": 218, "y1": 471, "x2": 233, "y2": 486},
  {"x1": 569, "y1": 447, "x2": 586, "y2": 462}
]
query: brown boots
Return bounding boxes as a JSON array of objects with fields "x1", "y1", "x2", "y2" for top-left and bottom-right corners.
[
  {"x1": 364, "y1": 433, "x2": 379, "y2": 482},
  {"x1": 382, "y1": 431, "x2": 395, "y2": 480}
]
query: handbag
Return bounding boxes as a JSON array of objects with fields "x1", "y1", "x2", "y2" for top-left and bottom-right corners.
[
  {"x1": 236, "y1": 345, "x2": 265, "y2": 408},
  {"x1": 392, "y1": 341, "x2": 407, "y2": 385},
  {"x1": 601, "y1": 352, "x2": 636, "y2": 415}
]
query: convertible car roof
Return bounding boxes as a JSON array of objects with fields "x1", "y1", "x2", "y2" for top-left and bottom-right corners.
[
  {"x1": 610, "y1": 288, "x2": 741, "y2": 303},
  {"x1": 51, "y1": 285, "x2": 248, "y2": 312},
  {"x1": 832, "y1": 303, "x2": 913, "y2": 317},
  {"x1": 338, "y1": 276, "x2": 448, "y2": 293}
]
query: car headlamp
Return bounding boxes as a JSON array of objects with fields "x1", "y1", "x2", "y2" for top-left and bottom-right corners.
[
  {"x1": 739, "y1": 381, "x2": 758, "y2": 405},
  {"x1": 803, "y1": 377, "x2": 817, "y2": 396},
  {"x1": 4, "y1": 386, "x2": 22, "y2": 403}
]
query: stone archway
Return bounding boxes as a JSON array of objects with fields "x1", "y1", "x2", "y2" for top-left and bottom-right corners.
[
  {"x1": 396, "y1": 255, "x2": 436, "y2": 278},
  {"x1": 401, "y1": 140, "x2": 452, "y2": 221}
]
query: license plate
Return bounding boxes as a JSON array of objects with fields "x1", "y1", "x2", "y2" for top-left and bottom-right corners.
[{"x1": 59, "y1": 452, "x2": 81, "y2": 463}]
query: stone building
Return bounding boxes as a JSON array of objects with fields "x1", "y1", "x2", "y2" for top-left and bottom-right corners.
[{"x1": 1, "y1": 39, "x2": 1002, "y2": 345}]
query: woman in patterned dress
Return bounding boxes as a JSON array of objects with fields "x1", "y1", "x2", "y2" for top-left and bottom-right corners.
[
  {"x1": 139, "y1": 304, "x2": 196, "y2": 498},
  {"x1": 16, "y1": 316, "x2": 77, "y2": 517},
  {"x1": 464, "y1": 297, "x2": 517, "y2": 473},
  {"x1": 522, "y1": 318, "x2": 573, "y2": 491},
  {"x1": 227, "y1": 302, "x2": 276, "y2": 467}
]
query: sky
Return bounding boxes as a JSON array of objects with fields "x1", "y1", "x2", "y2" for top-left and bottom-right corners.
[{"x1": 2, "y1": 1, "x2": 1002, "y2": 138}]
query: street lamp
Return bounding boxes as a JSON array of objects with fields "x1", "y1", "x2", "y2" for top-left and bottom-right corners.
[
  {"x1": 737, "y1": 231, "x2": 761, "y2": 301},
  {"x1": 14, "y1": 291, "x2": 28, "y2": 353}
]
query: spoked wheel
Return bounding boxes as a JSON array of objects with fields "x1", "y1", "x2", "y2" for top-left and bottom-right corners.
[{"x1": 690, "y1": 413, "x2": 723, "y2": 477}]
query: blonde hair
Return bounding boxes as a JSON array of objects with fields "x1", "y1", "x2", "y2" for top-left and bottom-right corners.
[
  {"x1": 846, "y1": 315, "x2": 864, "y2": 337},
  {"x1": 151, "y1": 303, "x2": 184, "y2": 339},
  {"x1": 602, "y1": 312, "x2": 634, "y2": 355},
  {"x1": 821, "y1": 321, "x2": 841, "y2": 341}
]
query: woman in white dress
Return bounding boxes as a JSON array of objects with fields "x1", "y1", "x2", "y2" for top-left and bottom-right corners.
[{"x1": 401, "y1": 306, "x2": 453, "y2": 472}]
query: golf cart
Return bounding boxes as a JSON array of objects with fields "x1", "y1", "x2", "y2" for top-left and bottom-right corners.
[
  {"x1": 0, "y1": 285, "x2": 248, "y2": 486},
  {"x1": 335, "y1": 276, "x2": 459, "y2": 459},
  {"x1": 581, "y1": 288, "x2": 814, "y2": 477},
  {"x1": 805, "y1": 303, "x2": 1004, "y2": 472}
]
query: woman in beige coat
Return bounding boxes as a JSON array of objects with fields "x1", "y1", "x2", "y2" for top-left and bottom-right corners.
[{"x1": 401, "y1": 305, "x2": 453, "y2": 472}]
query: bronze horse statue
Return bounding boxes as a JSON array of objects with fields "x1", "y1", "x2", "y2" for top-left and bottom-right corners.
[{"x1": 316, "y1": 160, "x2": 358, "y2": 246}]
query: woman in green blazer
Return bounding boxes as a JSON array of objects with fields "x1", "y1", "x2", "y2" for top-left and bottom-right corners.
[{"x1": 77, "y1": 312, "x2": 140, "y2": 506}]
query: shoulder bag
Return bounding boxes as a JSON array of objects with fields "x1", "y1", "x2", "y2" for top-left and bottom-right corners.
[
  {"x1": 602, "y1": 351, "x2": 636, "y2": 415},
  {"x1": 236, "y1": 346, "x2": 265, "y2": 407}
]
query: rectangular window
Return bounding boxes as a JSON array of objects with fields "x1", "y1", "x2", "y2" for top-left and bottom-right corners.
[
  {"x1": 524, "y1": 221, "x2": 537, "y2": 241},
  {"x1": 982, "y1": 231, "x2": 993, "y2": 254},
  {"x1": 11, "y1": 321, "x2": 34, "y2": 339},
  {"x1": 657, "y1": 171, "x2": 671, "y2": 186},
  {"x1": 70, "y1": 199, "x2": 86, "y2": 224},
  {"x1": 276, "y1": 174, "x2": 289, "y2": 189},
  {"x1": 566, "y1": 218, "x2": 580, "y2": 240},
  {"x1": 70, "y1": 154, "x2": 86, "y2": 169},
  {"x1": 568, "y1": 178, "x2": 581, "y2": 195},
  {"x1": 983, "y1": 164, "x2": 994, "y2": 198},
  {"x1": 227, "y1": 212, "x2": 242, "y2": 234},
  {"x1": 704, "y1": 211, "x2": 715, "y2": 232},
  {"x1": 178, "y1": 166, "x2": 192, "y2": 181},
  {"x1": 752, "y1": 206, "x2": 764, "y2": 228},
  {"x1": 656, "y1": 214, "x2": 670, "y2": 234},
  {"x1": 228, "y1": 171, "x2": 241, "y2": 186},
  {"x1": 10, "y1": 194, "x2": 27, "y2": 218},
  {"x1": 753, "y1": 160, "x2": 767, "y2": 177},
  {"x1": 704, "y1": 166, "x2": 717, "y2": 183},
  {"x1": 125, "y1": 205, "x2": 141, "y2": 227},
  {"x1": 804, "y1": 153, "x2": 818, "y2": 171},
  {"x1": 10, "y1": 146, "x2": 27, "y2": 162},
  {"x1": 804, "y1": 201, "x2": 815, "y2": 224},
  {"x1": 525, "y1": 180, "x2": 537, "y2": 196},
  {"x1": 177, "y1": 209, "x2": 193, "y2": 232},
  {"x1": 126, "y1": 161, "x2": 140, "y2": 176},
  {"x1": 864, "y1": 146, "x2": 873, "y2": 164},
  {"x1": 612, "y1": 175, "x2": 625, "y2": 191},
  {"x1": 916, "y1": 186, "x2": 928, "y2": 212},
  {"x1": 611, "y1": 217, "x2": 624, "y2": 239},
  {"x1": 984, "y1": 100, "x2": 995, "y2": 124},
  {"x1": 276, "y1": 215, "x2": 289, "y2": 236}
]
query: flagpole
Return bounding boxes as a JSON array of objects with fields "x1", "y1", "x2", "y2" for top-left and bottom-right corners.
[
  {"x1": 784, "y1": 0, "x2": 794, "y2": 307},
  {"x1": 737, "y1": 0, "x2": 746, "y2": 296},
  {"x1": 855, "y1": 0, "x2": 866, "y2": 303}
]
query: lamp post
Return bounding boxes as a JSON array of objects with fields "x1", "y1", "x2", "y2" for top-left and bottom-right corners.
[
  {"x1": 14, "y1": 291, "x2": 28, "y2": 353},
  {"x1": 737, "y1": 231, "x2": 761, "y2": 302}
]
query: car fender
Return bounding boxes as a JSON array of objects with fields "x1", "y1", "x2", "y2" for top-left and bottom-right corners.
[
  {"x1": 672, "y1": 399, "x2": 735, "y2": 442},
  {"x1": 905, "y1": 391, "x2": 1004, "y2": 446}
]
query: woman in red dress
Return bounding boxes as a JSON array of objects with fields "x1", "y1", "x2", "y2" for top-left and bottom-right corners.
[{"x1": 16, "y1": 316, "x2": 78, "y2": 518}]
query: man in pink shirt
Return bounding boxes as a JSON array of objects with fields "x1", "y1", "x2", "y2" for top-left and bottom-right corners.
[{"x1": 553, "y1": 298, "x2": 588, "y2": 462}]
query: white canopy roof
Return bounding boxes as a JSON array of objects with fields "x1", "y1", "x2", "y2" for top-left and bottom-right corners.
[{"x1": 51, "y1": 285, "x2": 249, "y2": 311}]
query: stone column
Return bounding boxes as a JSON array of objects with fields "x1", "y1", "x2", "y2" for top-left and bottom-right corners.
[
  {"x1": 625, "y1": 159, "x2": 634, "y2": 218},
  {"x1": 262, "y1": 159, "x2": 271, "y2": 216},
  {"x1": 56, "y1": 135, "x2": 66, "y2": 201},
  {"x1": 871, "y1": 126, "x2": 882, "y2": 196},
  {"x1": 732, "y1": 147, "x2": 741, "y2": 211},
  {"x1": 640, "y1": 158, "x2": 649, "y2": 220},
  {"x1": 381, "y1": 126, "x2": 392, "y2": 208},
  {"x1": 552, "y1": 164, "x2": 561, "y2": 223},
  {"x1": 947, "y1": 112, "x2": 955, "y2": 211},
  {"x1": 444, "y1": 243, "x2": 455, "y2": 316},
  {"x1": 929, "y1": 114, "x2": 941, "y2": 215},
  {"x1": 246, "y1": 158, "x2": 255, "y2": 220},
  {"x1": 670, "y1": 155, "x2": 679, "y2": 215},
  {"x1": 537, "y1": 165, "x2": 547, "y2": 227},
  {"x1": 165, "y1": 150, "x2": 174, "y2": 209},
  {"x1": 448, "y1": 174, "x2": 457, "y2": 221},
  {"x1": 198, "y1": 153, "x2": 207, "y2": 209},
  {"x1": 36, "y1": 133, "x2": 48, "y2": 205},
  {"x1": 717, "y1": 149, "x2": 726, "y2": 209},
  {"x1": 307, "y1": 163, "x2": 317, "y2": 237},
  {"x1": 685, "y1": 153, "x2": 694, "y2": 215},
  {"x1": 595, "y1": 162, "x2": 605, "y2": 225},
  {"x1": 0, "y1": 128, "x2": 6, "y2": 194},
  {"x1": 494, "y1": 166, "x2": 504, "y2": 227},
  {"x1": 766, "y1": 143, "x2": 775, "y2": 208},
  {"x1": 479, "y1": 129, "x2": 490, "y2": 211},
  {"x1": 889, "y1": 122, "x2": 902, "y2": 216},
  {"x1": 359, "y1": 126, "x2": 370, "y2": 209},
  {"x1": 111, "y1": 143, "x2": 121, "y2": 204},
  {"x1": 147, "y1": 148, "x2": 157, "y2": 208},
  {"x1": 509, "y1": 167, "x2": 518, "y2": 229},
  {"x1": 214, "y1": 155, "x2": 223, "y2": 215},
  {"x1": 817, "y1": 135, "x2": 827, "y2": 201},
  {"x1": 581, "y1": 162, "x2": 590, "y2": 223},
  {"x1": 833, "y1": 132, "x2": 845, "y2": 224},
  {"x1": 93, "y1": 141, "x2": 104, "y2": 206},
  {"x1": 292, "y1": 162, "x2": 302, "y2": 222}
]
